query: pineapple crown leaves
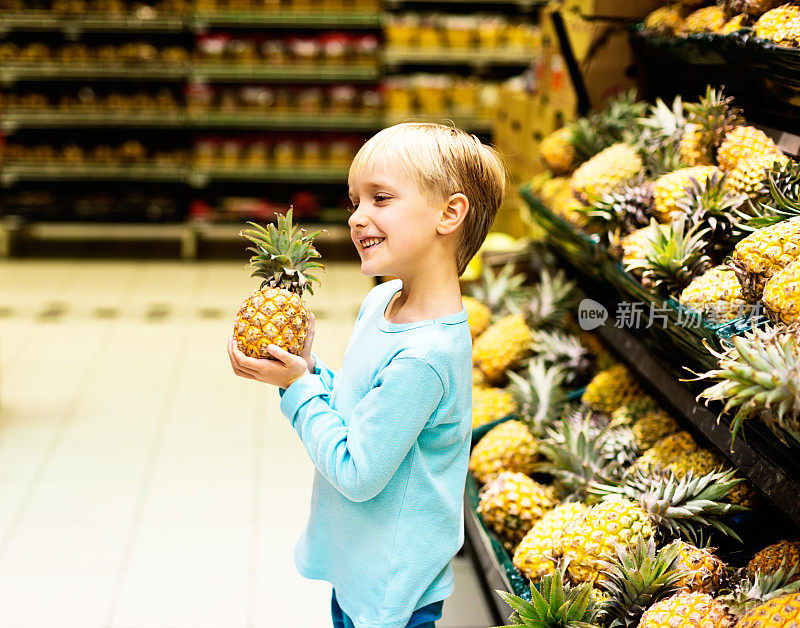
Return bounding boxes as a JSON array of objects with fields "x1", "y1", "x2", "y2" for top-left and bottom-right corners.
[
  {"x1": 685, "y1": 86, "x2": 744, "y2": 157},
  {"x1": 535, "y1": 410, "x2": 633, "y2": 501},
  {"x1": 496, "y1": 561, "x2": 600, "y2": 628},
  {"x1": 596, "y1": 537, "x2": 683, "y2": 628},
  {"x1": 512, "y1": 269, "x2": 579, "y2": 329},
  {"x1": 590, "y1": 466, "x2": 747, "y2": 545},
  {"x1": 625, "y1": 218, "x2": 713, "y2": 296},
  {"x1": 637, "y1": 96, "x2": 690, "y2": 178},
  {"x1": 725, "y1": 561, "x2": 800, "y2": 616},
  {"x1": 240, "y1": 207, "x2": 325, "y2": 296},
  {"x1": 688, "y1": 327, "x2": 800, "y2": 444},
  {"x1": 528, "y1": 330, "x2": 595, "y2": 387},
  {"x1": 506, "y1": 359, "x2": 568, "y2": 438},
  {"x1": 733, "y1": 162, "x2": 800, "y2": 237},
  {"x1": 586, "y1": 179, "x2": 655, "y2": 242},
  {"x1": 677, "y1": 172, "x2": 747, "y2": 221},
  {"x1": 467, "y1": 263, "x2": 528, "y2": 317},
  {"x1": 568, "y1": 90, "x2": 648, "y2": 163}
]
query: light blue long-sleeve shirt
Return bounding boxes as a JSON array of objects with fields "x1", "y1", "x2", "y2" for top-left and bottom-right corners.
[{"x1": 279, "y1": 279, "x2": 473, "y2": 628}]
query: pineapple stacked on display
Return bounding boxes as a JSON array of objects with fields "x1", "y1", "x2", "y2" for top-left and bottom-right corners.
[
  {"x1": 535, "y1": 86, "x2": 800, "y2": 333},
  {"x1": 233, "y1": 208, "x2": 324, "y2": 359},
  {"x1": 641, "y1": 0, "x2": 793, "y2": 39}
]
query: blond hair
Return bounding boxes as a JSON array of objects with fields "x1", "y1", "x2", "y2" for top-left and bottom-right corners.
[{"x1": 348, "y1": 123, "x2": 506, "y2": 275}]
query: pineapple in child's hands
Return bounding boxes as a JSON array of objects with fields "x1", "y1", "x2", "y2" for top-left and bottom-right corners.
[{"x1": 233, "y1": 207, "x2": 324, "y2": 359}]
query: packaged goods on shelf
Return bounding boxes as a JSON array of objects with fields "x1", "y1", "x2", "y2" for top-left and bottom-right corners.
[
  {"x1": 192, "y1": 134, "x2": 359, "y2": 169},
  {"x1": 195, "y1": 31, "x2": 379, "y2": 66},
  {"x1": 564, "y1": 0, "x2": 663, "y2": 20},
  {"x1": 384, "y1": 13, "x2": 541, "y2": 52}
]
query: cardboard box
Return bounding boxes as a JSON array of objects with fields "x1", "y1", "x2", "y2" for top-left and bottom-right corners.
[
  {"x1": 563, "y1": 0, "x2": 661, "y2": 20},
  {"x1": 556, "y1": 10, "x2": 640, "y2": 110}
]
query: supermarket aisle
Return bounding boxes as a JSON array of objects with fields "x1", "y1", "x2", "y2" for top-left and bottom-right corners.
[{"x1": 0, "y1": 260, "x2": 494, "y2": 628}]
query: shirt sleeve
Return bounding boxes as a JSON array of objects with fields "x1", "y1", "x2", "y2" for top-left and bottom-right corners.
[
  {"x1": 310, "y1": 351, "x2": 335, "y2": 389},
  {"x1": 280, "y1": 356, "x2": 444, "y2": 503}
]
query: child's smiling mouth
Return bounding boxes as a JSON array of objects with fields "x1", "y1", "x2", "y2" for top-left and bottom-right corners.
[{"x1": 361, "y1": 238, "x2": 385, "y2": 250}]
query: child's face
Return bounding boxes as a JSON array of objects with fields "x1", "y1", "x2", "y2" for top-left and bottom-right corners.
[{"x1": 348, "y1": 167, "x2": 443, "y2": 278}]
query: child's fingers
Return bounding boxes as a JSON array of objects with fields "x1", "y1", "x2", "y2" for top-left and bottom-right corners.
[{"x1": 267, "y1": 344, "x2": 295, "y2": 364}]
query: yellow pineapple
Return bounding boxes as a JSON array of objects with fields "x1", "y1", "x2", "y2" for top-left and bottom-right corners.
[
  {"x1": 632, "y1": 408, "x2": 680, "y2": 450},
  {"x1": 634, "y1": 431, "x2": 699, "y2": 471},
  {"x1": 717, "y1": 126, "x2": 782, "y2": 172},
  {"x1": 673, "y1": 541, "x2": 728, "y2": 594},
  {"x1": 233, "y1": 208, "x2": 324, "y2": 358},
  {"x1": 557, "y1": 468, "x2": 743, "y2": 586},
  {"x1": 679, "y1": 265, "x2": 750, "y2": 323},
  {"x1": 725, "y1": 152, "x2": 790, "y2": 199},
  {"x1": 718, "y1": 13, "x2": 746, "y2": 34},
  {"x1": 472, "y1": 386, "x2": 518, "y2": 428},
  {"x1": 582, "y1": 363, "x2": 646, "y2": 415},
  {"x1": 551, "y1": 186, "x2": 589, "y2": 227},
  {"x1": 541, "y1": 127, "x2": 577, "y2": 175},
  {"x1": 513, "y1": 502, "x2": 587, "y2": 581},
  {"x1": 609, "y1": 395, "x2": 659, "y2": 428},
  {"x1": 477, "y1": 472, "x2": 557, "y2": 551},
  {"x1": 753, "y1": 4, "x2": 800, "y2": 46},
  {"x1": 747, "y1": 540, "x2": 800, "y2": 583},
  {"x1": 679, "y1": 123, "x2": 713, "y2": 166},
  {"x1": 473, "y1": 367, "x2": 488, "y2": 388},
  {"x1": 737, "y1": 593, "x2": 800, "y2": 627},
  {"x1": 473, "y1": 313, "x2": 533, "y2": 384},
  {"x1": 620, "y1": 224, "x2": 669, "y2": 267},
  {"x1": 653, "y1": 166, "x2": 721, "y2": 222},
  {"x1": 680, "y1": 5, "x2": 727, "y2": 33},
  {"x1": 639, "y1": 592, "x2": 736, "y2": 627},
  {"x1": 556, "y1": 498, "x2": 655, "y2": 584},
  {"x1": 570, "y1": 143, "x2": 643, "y2": 202},
  {"x1": 762, "y1": 260, "x2": 800, "y2": 325},
  {"x1": 462, "y1": 295, "x2": 491, "y2": 339},
  {"x1": 469, "y1": 420, "x2": 538, "y2": 484},
  {"x1": 644, "y1": 5, "x2": 685, "y2": 33},
  {"x1": 537, "y1": 175, "x2": 571, "y2": 206},
  {"x1": 732, "y1": 216, "x2": 800, "y2": 301},
  {"x1": 663, "y1": 447, "x2": 757, "y2": 507}
]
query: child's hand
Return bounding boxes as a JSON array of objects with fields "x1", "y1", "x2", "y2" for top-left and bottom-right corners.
[
  {"x1": 227, "y1": 337, "x2": 310, "y2": 389},
  {"x1": 299, "y1": 312, "x2": 316, "y2": 374}
]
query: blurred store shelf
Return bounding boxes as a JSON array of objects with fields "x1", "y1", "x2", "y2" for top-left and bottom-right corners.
[
  {"x1": 383, "y1": 46, "x2": 536, "y2": 68},
  {"x1": 190, "y1": 10, "x2": 382, "y2": 28}
]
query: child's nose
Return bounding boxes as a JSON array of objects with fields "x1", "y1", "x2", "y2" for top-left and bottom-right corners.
[{"x1": 348, "y1": 206, "x2": 368, "y2": 228}]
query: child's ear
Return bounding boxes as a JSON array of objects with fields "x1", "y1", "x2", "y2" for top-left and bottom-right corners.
[{"x1": 437, "y1": 193, "x2": 469, "y2": 236}]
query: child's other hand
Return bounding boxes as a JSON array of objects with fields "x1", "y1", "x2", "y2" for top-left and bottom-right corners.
[
  {"x1": 299, "y1": 312, "x2": 316, "y2": 374},
  {"x1": 227, "y1": 337, "x2": 310, "y2": 389}
]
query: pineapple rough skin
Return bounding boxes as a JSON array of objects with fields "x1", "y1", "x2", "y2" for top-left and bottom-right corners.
[
  {"x1": 673, "y1": 541, "x2": 728, "y2": 595},
  {"x1": 469, "y1": 420, "x2": 538, "y2": 485},
  {"x1": 473, "y1": 314, "x2": 533, "y2": 384},
  {"x1": 234, "y1": 287, "x2": 308, "y2": 358},
  {"x1": 639, "y1": 592, "x2": 736, "y2": 627},
  {"x1": 747, "y1": 540, "x2": 800, "y2": 583},
  {"x1": 754, "y1": 4, "x2": 800, "y2": 47},
  {"x1": 477, "y1": 472, "x2": 557, "y2": 551},
  {"x1": 556, "y1": 498, "x2": 655, "y2": 584},
  {"x1": 582, "y1": 363, "x2": 645, "y2": 415},
  {"x1": 653, "y1": 166, "x2": 720, "y2": 222},
  {"x1": 737, "y1": 592, "x2": 800, "y2": 628},
  {"x1": 763, "y1": 261, "x2": 800, "y2": 325},
  {"x1": 717, "y1": 126, "x2": 781, "y2": 173},
  {"x1": 513, "y1": 502, "x2": 588, "y2": 581},
  {"x1": 732, "y1": 215, "x2": 800, "y2": 302},
  {"x1": 679, "y1": 266, "x2": 750, "y2": 324}
]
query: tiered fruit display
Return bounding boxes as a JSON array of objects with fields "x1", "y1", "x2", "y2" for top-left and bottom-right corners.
[
  {"x1": 464, "y1": 255, "x2": 800, "y2": 628},
  {"x1": 532, "y1": 86, "x2": 800, "y2": 449},
  {"x1": 641, "y1": 0, "x2": 800, "y2": 44}
]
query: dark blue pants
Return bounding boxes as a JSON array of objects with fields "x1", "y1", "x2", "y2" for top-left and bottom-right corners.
[{"x1": 331, "y1": 590, "x2": 443, "y2": 628}]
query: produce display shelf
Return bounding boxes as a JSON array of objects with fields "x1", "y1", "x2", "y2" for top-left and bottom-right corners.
[
  {"x1": 463, "y1": 476, "x2": 526, "y2": 626},
  {"x1": 190, "y1": 10, "x2": 382, "y2": 28},
  {"x1": 190, "y1": 63, "x2": 380, "y2": 83},
  {"x1": 383, "y1": 47, "x2": 535, "y2": 67},
  {"x1": 0, "y1": 163, "x2": 187, "y2": 186},
  {"x1": 590, "y1": 320, "x2": 800, "y2": 530},
  {"x1": 0, "y1": 217, "x2": 351, "y2": 259},
  {"x1": 386, "y1": 0, "x2": 545, "y2": 6},
  {"x1": 0, "y1": 12, "x2": 184, "y2": 33},
  {"x1": 0, "y1": 110, "x2": 186, "y2": 133},
  {"x1": 0, "y1": 63, "x2": 187, "y2": 84},
  {"x1": 187, "y1": 166, "x2": 350, "y2": 186},
  {"x1": 189, "y1": 111, "x2": 386, "y2": 131},
  {"x1": 0, "y1": 110, "x2": 493, "y2": 133}
]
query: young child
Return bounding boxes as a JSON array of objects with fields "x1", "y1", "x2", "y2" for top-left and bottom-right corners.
[{"x1": 227, "y1": 122, "x2": 506, "y2": 628}]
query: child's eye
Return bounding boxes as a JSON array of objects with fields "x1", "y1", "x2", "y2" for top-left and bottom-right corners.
[{"x1": 374, "y1": 194, "x2": 390, "y2": 203}]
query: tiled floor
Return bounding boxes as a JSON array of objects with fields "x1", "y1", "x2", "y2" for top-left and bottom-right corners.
[{"x1": 0, "y1": 260, "x2": 494, "y2": 628}]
